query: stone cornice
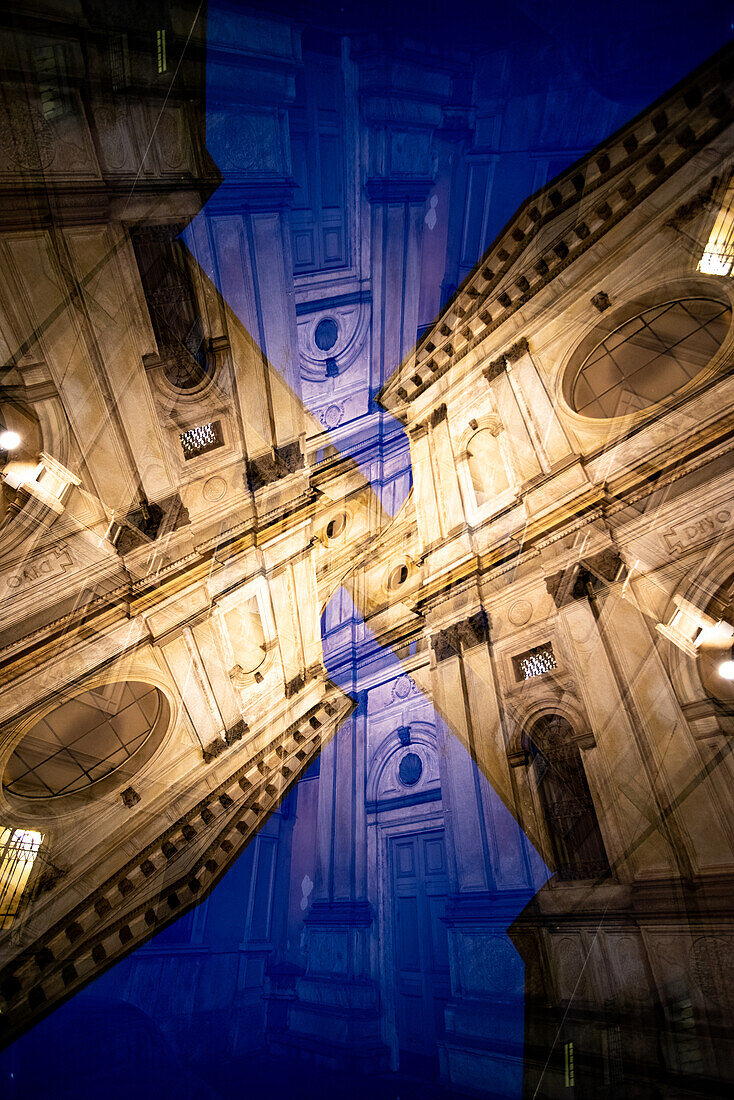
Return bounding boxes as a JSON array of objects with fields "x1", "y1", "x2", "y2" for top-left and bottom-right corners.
[{"x1": 0, "y1": 464, "x2": 378, "y2": 682}]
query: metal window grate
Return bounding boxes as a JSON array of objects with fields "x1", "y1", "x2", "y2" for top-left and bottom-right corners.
[
  {"x1": 180, "y1": 420, "x2": 223, "y2": 460},
  {"x1": 699, "y1": 178, "x2": 734, "y2": 276},
  {"x1": 564, "y1": 1040, "x2": 575, "y2": 1088},
  {"x1": 571, "y1": 298, "x2": 730, "y2": 417},
  {"x1": 156, "y1": 29, "x2": 167, "y2": 75},
  {"x1": 0, "y1": 828, "x2": 43, "y2": 929},
  {"x1": 33, "y1": 45, "x2": 67, "y2": 120},
  {"x1": 108, "y1": 32, "x2": 129, "y2": 92},
  {"x1": 513, "y1": 643, "x2": 557, "y2": 681}
]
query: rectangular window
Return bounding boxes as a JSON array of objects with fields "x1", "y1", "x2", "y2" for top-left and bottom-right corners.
[
  {"x1": 32, "y1": 44, "x2": 67, "y2": 120},
  {"x1": 156, "y1": 29, "x2": 167, "y2": 75},
  {"x1": 180, "y1": 421, "x2": 223, "y2": 460},
  {"x1": 108, "y1": 32, "x2": 129, "y2": 92},
  {"x1": 513, "y1": 643, "x2": 557, "y2": 681},
  {"x1": 289, "y1": 55, "x2": 348, "y2": 273},
  {"x1": 670, "y1": 998, "x2": 703, "y2": 1075},
  {"x1": 0, "y1": 828, "x2": 43, "y2": 929},
  {"x1": 603, "y1": 1025, "x2": 624, "y2": 1084},
  {"x1": 564, "y1": 1040, "x2": 575, "y2": 1088}
]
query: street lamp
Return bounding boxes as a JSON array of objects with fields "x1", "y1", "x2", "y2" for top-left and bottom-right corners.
[
  {"x1": 718, "y1": 650, "x2": 734, "y2": 680},
  {"x1": 0, "y1": 428, "x2": 21, "y2": 452}
]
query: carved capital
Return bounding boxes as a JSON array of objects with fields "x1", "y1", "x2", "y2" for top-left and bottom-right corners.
[
  {"x1": 483, "y1": 358, "x2": 506, "y2": 384},
  {"x1": 202, "y1": 737, "x2": 227, "y2": 763},
  {"x1": 431, "y1": 609, "x2": 490, "y2": 661},
  {"x1": 584, "y1": 548, "x2": 624, "y2": 584},
  {"x1": 225, "y1": 719, "x2": 249, "y2": 745},
  {"x1": 545, "y1": 564, "x2": 589, "y2": 608},
  {"x1": 246, "y1": 441, "x2": 304, "y2": 491},
  {"x1": 504, "y1": 337, "x2": 530, "y2": 363},
  {"x1": 546, "y1": 551, "x2": 624, "y2": 608},
  {"x1": 430, "y1": 403, "x2": 448, "y2": 427},
  {"x1": 409, "y1": 422, "x2": 429, "y2": 441},
  {"x1": 114, "y1": 493, "x2": 188, "y2": 554}
]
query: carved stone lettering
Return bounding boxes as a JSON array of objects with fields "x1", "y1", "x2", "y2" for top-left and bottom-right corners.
[{"x1": 5, "y1": 546, "x2": 74, "y2": 591}]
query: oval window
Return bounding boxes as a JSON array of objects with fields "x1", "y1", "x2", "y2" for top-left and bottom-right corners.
[
  {"x1": 315, "y1": 318, "x2": 338, "y2": 351},
  {"x1": 570, "y1": 298, "x2": 730, "y2": 418},
  {"x1": 388, "y1": 563, "x2": 409, "y2": 589},
  {"x1": 398, "y1": 752, "x2": 423, "y2": 787},
  {"x1": 326, "y1": 513, "x2": 347, "y2": 540},
  {"x1": 4, "y1": 682, "x2": 168, "y2": 798}
]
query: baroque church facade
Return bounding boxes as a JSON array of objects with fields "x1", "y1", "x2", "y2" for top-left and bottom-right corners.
[{"x1": 0, "y1": 2, "x2": 733, "y2": 1098}]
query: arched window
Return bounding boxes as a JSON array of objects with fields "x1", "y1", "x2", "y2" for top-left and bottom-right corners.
[
  {"x1": 1, "y1": 398, "x2": 43, "y2": 524},
  {"x1": 4, "y1": 683, "x2": 168, "y2": 799},
  {"x1": 0, "y1": 827, "x2": 43, "y2": 928},
  {"x1": 569, "y1": 297, "x2": 730, "y2": 418},
  {"x1": 466, "y1": 429, "x2": 510, "y2": 507},
  {"x1": 524, "y1": 714, "x2": 609, "y2": 881}
]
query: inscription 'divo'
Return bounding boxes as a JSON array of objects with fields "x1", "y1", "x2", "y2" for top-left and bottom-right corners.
[
  {"x1": 661, "y1": 509, "x2": 731, "y2": 555},
  {"x1": 5, "y1": 546, "x2": 73, "y2": 591}
]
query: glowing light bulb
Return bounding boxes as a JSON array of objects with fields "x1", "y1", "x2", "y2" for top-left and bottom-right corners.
[
  {"x1": 0, "y1": 429, "x2": 21, "y2": 451},
  {"x1": 718, "y1": 660, "x2": 734, "y2": 680}
]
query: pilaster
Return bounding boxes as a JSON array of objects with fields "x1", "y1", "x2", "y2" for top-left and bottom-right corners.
[{"x1": 274, "y1": 709, "x2": 388, "y2": 1071}]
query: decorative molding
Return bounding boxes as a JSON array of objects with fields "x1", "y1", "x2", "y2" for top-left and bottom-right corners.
[
  {"x1": 591, "y1": 291, "x2": 611, "y2": 312},
  {"x1": 121, "y1": 787, "x2": 140, "y2": 809},
  {"x1": 380, "y1": 63, "x2": 734, "y2": 411},
  {"x1": 397, "y1": 725, "x2": 411, "y2": 746}
]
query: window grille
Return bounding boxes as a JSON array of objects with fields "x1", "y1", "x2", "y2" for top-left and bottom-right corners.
[
  {"x1": 130, "y1": 225, "x2": 211, "y2": 391},
  {"x1": 513, "y1": 643, "x2": 557, "y2": 681},
  {"x1": 33, "y1": 45, "x2": 67, "y2": 120},
  {"x1": 603, "y1": 1024, "x2": 624, "y2": 1085},
  {"x1": 525, "y1": 714, "x2": 610, "y2": 882},
  {"x1": 564, "y1": 1040, "x2": 575, "y2": 1088},
  {"x1": 108, "y1": 32, "x2": 129, "y2": 92},
  {"x1": 156, "y1": 29, "x2": 167, "y2": 75},
  {"x1": 669, "y1": 998, "x2": 704, "y2": 1075},
  {"x1": 0, "y1": 828, "x2": 43, "y2": 929},
  {"x1": 180, "y1": 421, "x2": 223, "y2": 460},
  {"x1": 699, "y1": 178, "x2": 734, "y2": 276}
]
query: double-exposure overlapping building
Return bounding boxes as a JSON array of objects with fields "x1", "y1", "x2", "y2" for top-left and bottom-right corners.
[{"x1": 0, "y1": 2, "x2": 733, "y2": 1097}]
